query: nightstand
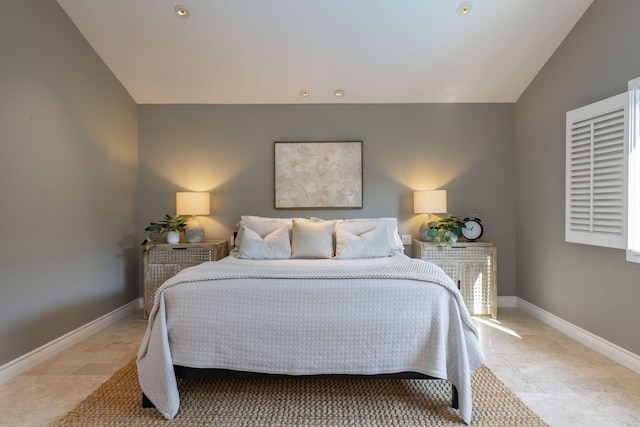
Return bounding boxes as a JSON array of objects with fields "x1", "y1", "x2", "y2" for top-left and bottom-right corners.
[
  {"x1": 412, "y1": 239, "x2": 497, "y2": 318},
  {"x1": 143, "y1": 240, "x2": 229, "y2": 318}
]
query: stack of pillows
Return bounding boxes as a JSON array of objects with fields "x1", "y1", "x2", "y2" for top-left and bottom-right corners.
[{"x1": 235, "y1": 216, "x2": 405, "y2": 260}]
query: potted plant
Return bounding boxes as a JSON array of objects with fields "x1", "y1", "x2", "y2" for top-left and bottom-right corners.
[
  {"x1": 424, "y1": 214, "x2": 466, "y2": 244},
  {"x1": 141, "y1": 214, "x2": 188, "y2": 250}
]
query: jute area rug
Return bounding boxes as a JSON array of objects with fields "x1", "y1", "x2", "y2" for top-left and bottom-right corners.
[{"x1": 53, "y1": 360, "x2": 548, "y2": 426}]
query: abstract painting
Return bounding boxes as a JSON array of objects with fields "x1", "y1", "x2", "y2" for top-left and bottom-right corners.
[{"x1": 274, "y1": 141, "x2": 363, "y2": 209}]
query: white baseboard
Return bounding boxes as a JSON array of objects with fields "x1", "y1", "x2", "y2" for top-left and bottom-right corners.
[
  {"x1": 497, "y1": 296, "x2": 518, "y2": 307},
  {"x1": 0, "y1": 298, "x2": 143, "y2": 384},
  {"x1": 516, "y1": 297, "x2": 640, "y2": 375}
]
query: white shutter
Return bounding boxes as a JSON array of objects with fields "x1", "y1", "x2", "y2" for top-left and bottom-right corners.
[
  {"x1": 627, "y1": 81, "x2": 640, "y2": 262},
  {"x1": 565, "y1": 92, "x2": 631, "y2": 248}
]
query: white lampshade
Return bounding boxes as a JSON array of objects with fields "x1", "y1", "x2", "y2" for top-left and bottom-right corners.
[
  {"x1": 413, "y1": 190, "x2": 447, "y2": 214},
  {"x1": 176, "y1": 192, "x2": 211, "y2": 216}
]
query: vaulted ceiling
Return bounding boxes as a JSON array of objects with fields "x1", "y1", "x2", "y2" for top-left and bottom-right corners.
[{"x1": 57, "y1": 0, "x2": 593, "y2": 104}]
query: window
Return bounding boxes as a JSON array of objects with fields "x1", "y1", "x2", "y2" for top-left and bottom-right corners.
[
  {"x1": 627, "y1": 77, "x2": 640, "y2": 263},
  {"x1": 565, "y1": 92, "x2": 630, "y2": 249},
  {"x1": 565, "y1": 77, "x2": 640, "y2": 264}
]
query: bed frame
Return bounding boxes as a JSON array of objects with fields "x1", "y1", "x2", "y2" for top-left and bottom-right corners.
[{"x1": 142, "y1": 366, "x2": 459, "y2": 410}]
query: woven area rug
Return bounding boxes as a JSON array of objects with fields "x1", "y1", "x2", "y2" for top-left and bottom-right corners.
[{"x1": 53, "y1": 360, "x2": 548, "y2": 426}]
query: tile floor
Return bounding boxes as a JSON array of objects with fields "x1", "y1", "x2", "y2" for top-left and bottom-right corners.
[{"x1": 0, "y1": 308, "x2": 639, "y2": 426}]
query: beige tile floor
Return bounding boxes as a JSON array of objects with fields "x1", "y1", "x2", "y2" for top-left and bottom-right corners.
[{"x1": 0, "y1": 307, "x2": 639, "y2": 426}]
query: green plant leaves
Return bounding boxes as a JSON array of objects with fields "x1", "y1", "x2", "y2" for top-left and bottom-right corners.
[
  {"x1": 427, "y1": 214, "x2": 465, "y2": 245},
  {"x1": 141, "y1": 214, "x2": 189, "y2": 249}
]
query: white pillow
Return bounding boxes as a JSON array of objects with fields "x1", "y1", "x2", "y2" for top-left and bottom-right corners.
[
  {"x1": 238, "y1": 226, "x2": 291, "y2": 259},
  {"x1": 334, "y1": 218, "x2": 403, "y2": 253},
  {"x1": 335, "y1": 227, "x2": 393, "y2": 259},
  {"x1": 290, "y1": 219, "x2": 336, "y2": 259},
  {"x1": 235, "y1": 219, "x2": 292, "y2": 249}
]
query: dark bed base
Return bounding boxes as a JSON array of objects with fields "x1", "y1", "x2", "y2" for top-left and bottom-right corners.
[{"x1": 142, "y1": 366, "x2": 459, "y2": 411}]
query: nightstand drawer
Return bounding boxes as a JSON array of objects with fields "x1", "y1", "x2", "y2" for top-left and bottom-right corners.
[
  {"x1": 418, "y1": 245, "x2": 491, "y2": 263},
  {"x1": 147, "y1": 247, "x2": 214, "y2": 264}
]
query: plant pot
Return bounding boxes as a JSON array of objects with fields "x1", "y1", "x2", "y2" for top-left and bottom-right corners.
[{"x1": 166, "y1": 231, "x2": 180, "y2": 244}]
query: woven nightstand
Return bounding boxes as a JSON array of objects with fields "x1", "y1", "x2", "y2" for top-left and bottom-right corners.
[
  {"x1": 143, "y1": 240, "x2": 229, "y2": 318},
  {"x1": 413, "y1": 240, "x2": 497, "y2": 318}
]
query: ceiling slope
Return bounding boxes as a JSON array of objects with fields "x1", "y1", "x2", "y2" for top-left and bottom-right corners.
[{"x1": 57, "y1": 0, "x2": 593, "y2": 104}]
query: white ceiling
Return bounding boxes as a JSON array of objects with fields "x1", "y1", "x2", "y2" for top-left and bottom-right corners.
[{"x1": 56, "y1": 0, "x2": 593, "y2": 104}]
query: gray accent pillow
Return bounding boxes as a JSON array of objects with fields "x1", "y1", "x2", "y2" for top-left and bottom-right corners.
[
  {"x1": 290, "y1": 219, "x2": 336, "y2": 259},
  {"x1": 335, "y1": 226, "x2": 393, "y2": 259},
  {"x1": 238, "y1": 225, "x2": 291, "y2": 259}
]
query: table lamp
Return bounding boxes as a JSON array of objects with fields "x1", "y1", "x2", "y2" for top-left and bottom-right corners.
[
  {"x1": 413, "y1": 190, "x2": 447, "y2": 240},
  {"x1": 176, "y1": 192, "x2": 211, "y2": 243}
]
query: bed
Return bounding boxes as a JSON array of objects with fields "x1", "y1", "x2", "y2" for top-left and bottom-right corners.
[{"x1": 137, "y1": 217, "x2": 485, "y2": 423}]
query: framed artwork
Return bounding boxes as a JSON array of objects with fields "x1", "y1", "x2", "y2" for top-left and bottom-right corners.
[{"x1": 274, "y1": 141, "x2": 363, "y2": 209}]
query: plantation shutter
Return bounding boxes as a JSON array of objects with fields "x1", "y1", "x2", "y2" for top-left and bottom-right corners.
[{"x1": 565, "y1": 92, "x2": 631, "y2": 249}]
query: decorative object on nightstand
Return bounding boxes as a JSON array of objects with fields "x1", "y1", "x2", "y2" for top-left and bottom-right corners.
[
  {"x1": 426, "y1": 214, "x2": 466, "y2": 244},
  {"x1": 176, "y1": 192, "x2": 211, "y2": 243},
  {"x1": 413, "y1": 190, "x2": 447, "y2": 241},
  {"x1": 143, "y1": 240, "x2": 229, "y2": 318},
  {"x1": 413, "y1": 239, "x2": 497, "y2": 318},
  {"x1": 461, "y1": 214, "x2": 484, "y2": 242},
  {"x1": 141, "y1": 214, "x2": 188, "y2": 249}
]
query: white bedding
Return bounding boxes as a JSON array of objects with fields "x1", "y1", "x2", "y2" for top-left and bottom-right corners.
[{"x1": 137, "y1": 253, "x2": 484, "y2": 423}]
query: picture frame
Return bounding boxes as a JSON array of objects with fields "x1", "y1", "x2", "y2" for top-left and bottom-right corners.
[{"x1": 274, "y1": 141, "x2": 363, "y2": 209}]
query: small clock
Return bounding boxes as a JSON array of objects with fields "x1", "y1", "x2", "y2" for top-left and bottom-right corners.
[{"x1": 461, "y1": 215, "x2": 483, "y2": 241}]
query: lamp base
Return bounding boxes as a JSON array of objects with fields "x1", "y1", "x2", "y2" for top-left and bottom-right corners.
[
  {"x1": 184, "y1": 217, "x2": 205, "y2": 243},
  {"x1": 419, "y1": 221, "x2": 434, "y2": 241}
]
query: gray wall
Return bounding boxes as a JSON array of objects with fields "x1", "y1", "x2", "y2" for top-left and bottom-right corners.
[
  {"x1": 515, "y1": 0, "x2": 640, "y2": 355},
  {"x1": 0, "y1": 1, "x2": 139, "y2": 365},
  {"x1": 138, "y1": 103, "x2": 516, "y2": 293}
]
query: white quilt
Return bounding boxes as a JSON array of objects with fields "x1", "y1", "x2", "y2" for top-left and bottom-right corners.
[{"x1": 137, "y1": 254, "x2": 485, "y2": 423}]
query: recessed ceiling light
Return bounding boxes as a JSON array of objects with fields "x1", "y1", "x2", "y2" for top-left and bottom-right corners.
[
  {"x1": 456, "y1": 2, "x2": 472, "y2": 16},
  {"x1": 174, "y1": 5, "x2": 189, "y2": 17},
  {"x1": 334, "y1": 89, "x2": 345, "y2": 97},
  {"x1": 299, "y1": 90, "x2": 310, "y2": 97}
]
